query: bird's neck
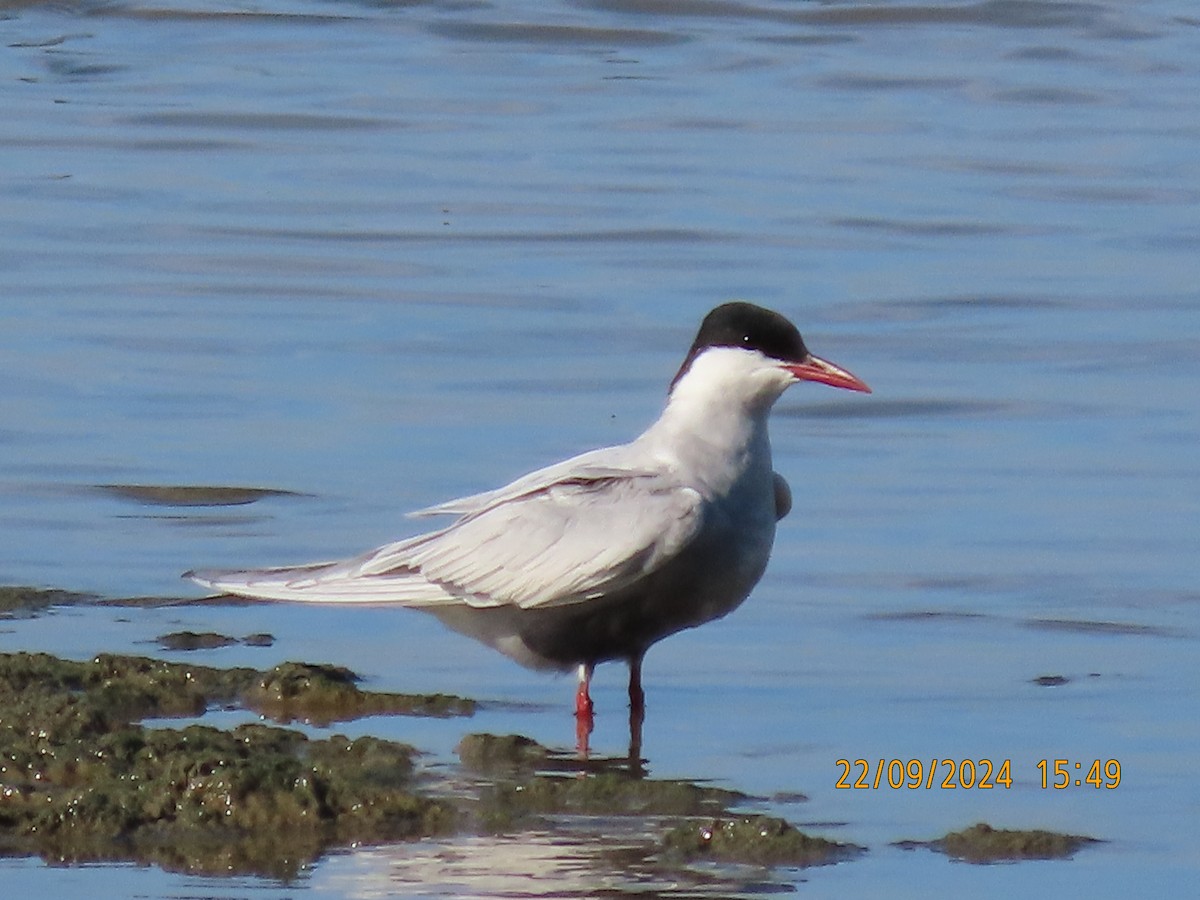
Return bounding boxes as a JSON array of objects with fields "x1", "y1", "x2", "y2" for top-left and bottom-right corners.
[{"x1": 642, "y1": 382, "x2": 775, "y2": 498}]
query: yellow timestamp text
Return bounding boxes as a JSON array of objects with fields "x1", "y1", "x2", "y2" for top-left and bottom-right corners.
[
  {"x1": 1036, "y1": 758, "x2": 1121, "y2": 789},
  {"x1": 835, "y1": 758, "x2": 1013, "y2": 790},
  {"x1": 833, "y1": 758, "x2": 1123, "y2": 790}
]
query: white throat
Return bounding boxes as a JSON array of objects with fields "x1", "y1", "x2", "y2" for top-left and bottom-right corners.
[{"x1": 640, "y1": 347, "x2": 793, "y2": 495}]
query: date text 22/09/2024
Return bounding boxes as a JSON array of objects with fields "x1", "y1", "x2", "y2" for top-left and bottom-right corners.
[{"x1": 834, "y1": 758, "x2": 1122, "y2": 790}]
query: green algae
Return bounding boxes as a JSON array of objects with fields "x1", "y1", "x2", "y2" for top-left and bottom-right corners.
[
  {"x1": 662, "y1": 815, "x2": 864, "y2": 868},
  {"x1": 244, "y1": 661, "x2": 476, "y2": 725},
  {"x1": 0, "y1": 652, "x2": 870, "y2": 880},
  {"x1": 455, "y1": 736, "x2": 859, "y2": 869},
  {"x1": 0, "y1": 722, "x2": 452, "y2": 878},
  {"x1": 455, "y1": 732, "x2": 746, "y2": 833},
  {"x1": 456, "y1": 732, "x2": 550, "y2": 773},
  {"x1": 0, "y1": 652, "x2": 247, "y2": 726},
  {"x1": 481, "y1": 769, "x2": 743, "y2": 819},
  {"x1": 0, "y1": 652, "x2": 467, "y2": 877},
  {"x1": 897, "y1": 821, "x2": 1101, "y2": 862}
]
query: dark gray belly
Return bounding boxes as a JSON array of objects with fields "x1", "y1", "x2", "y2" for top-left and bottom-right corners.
[{"x1": 425, "y1": 518, "x2": 774, "y2": 670}]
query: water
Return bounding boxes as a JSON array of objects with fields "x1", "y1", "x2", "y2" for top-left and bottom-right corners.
[{"x1": 2, "y1": 0, "x2": 1198, "y2": 895}]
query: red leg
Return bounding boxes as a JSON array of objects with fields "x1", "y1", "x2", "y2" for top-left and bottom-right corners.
[
  {"x1": 575, "y1": 662, "x2": 595, "y2": 718},
  {"x1": 575, "y1": 663, "x2": 594, "y2": 756}
]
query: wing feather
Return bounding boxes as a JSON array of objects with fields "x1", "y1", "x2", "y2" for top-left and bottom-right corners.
[
  {"x1": 189, "y1": 464, "x2": 704, "y2": 611},
  {"x1": 356, "y1": 473, "x2": 702, "y2": 608},
  {"x1": 407, "y1": 445, "x2": 654, "y2": 518}
]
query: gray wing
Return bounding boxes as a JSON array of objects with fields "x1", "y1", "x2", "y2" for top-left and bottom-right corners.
[
  {"x1": 407, "y1": 446, "x2": 646, "y2": 519},
  {"x1": 189, "y1": 464, "x2": 704, "y2": 610}
]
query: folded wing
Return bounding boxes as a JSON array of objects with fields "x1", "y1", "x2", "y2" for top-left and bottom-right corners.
[{"x1": 188, "y1": 467, "x2": 703, "y2": 610}]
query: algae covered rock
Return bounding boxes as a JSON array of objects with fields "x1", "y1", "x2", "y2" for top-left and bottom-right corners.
[
  {"x1": 155, "y1": 630, "x2": 277, "y2": 651},
  {"x1": 0, "y1": 585, "x2": 96, "y2": 618},
  {"x1": 157, "y1": 631, "x2": 241, "y2": 651},
  {"x1": 0, "y1": 651, "x2": 250, "y2": 734},
  {"x1": 0, "y1": 652, "x2": 462, "y2": 877},
  {"x1": 0, "y1": 652, "x2": 868, "y2": 881},
  {"x1": 94, "y1": 483, "x2": 302, "y2": 507},
  {"x1": 456, "y1": 733, "x2": 550, "y2": 773},
  {"x1": 897, "y1": 821, "x2": 1101, "y2": 862},
  {"x1": 244, "y1": 661, "x2": 476, "y2": 724},
  {"x1": 662, "y1": 815, "x2": 863, "y2": 867},
  {"x1": 2, "y1": 722, "x2": 450, "y2": 877},
  {"x1": 455, "y1": 732, "x2": 745, "y2": 832}
]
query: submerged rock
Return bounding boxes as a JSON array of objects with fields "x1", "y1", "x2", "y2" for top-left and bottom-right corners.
[
  {"x1": 156, "y1": 631, "x2": 278, "y2": 651},
  {"x1": 897, "y1": 821, "x2": 1100, "y2": 862},
  {"x1": 157, "y1": 631, "x2": 241, "y2": 651},
  {"x1": 0, "y1": 585, "x2": 96, "y2": 618},
  {"x1": 1032, "y1": 674, "x2": 1070, "y2": 686},
  {"x1": 94, "y1": 483, "x2": 303, "y2": 507},
  {"x1": 662, "y1": 815, "x2": 864, "y2": 867}
]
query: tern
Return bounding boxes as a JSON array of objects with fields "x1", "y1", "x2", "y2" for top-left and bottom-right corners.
[{"x1": 186, "y1": 302, "x2": 869, "y2": 749}]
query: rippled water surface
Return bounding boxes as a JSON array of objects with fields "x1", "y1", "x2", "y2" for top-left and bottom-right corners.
[{"x1": 2, "y1": 0, "x2": 1199, "y2": 896}]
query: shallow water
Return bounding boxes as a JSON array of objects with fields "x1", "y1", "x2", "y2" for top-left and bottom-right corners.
[{"x1": 2, "y1": 0, "x2": 1199, "y2": 896}]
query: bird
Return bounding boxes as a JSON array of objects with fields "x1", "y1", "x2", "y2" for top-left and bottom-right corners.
[{"x1": 186, "y1": 302, "x2": 869, "y2": 752}]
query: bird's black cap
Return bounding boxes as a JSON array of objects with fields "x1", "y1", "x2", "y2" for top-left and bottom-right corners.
[{"x1": 670, "y1": 302, "x2": 809, "y2": 390}]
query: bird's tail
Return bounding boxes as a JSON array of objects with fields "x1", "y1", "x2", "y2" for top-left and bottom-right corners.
[{"x1": 184, "y1": 560, "x2": 444, "y2": 605}]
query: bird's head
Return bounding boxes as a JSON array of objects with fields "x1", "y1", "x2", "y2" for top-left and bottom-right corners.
[{"x1": 668, "y1": 302, "x2": 871, "y2": 410}]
